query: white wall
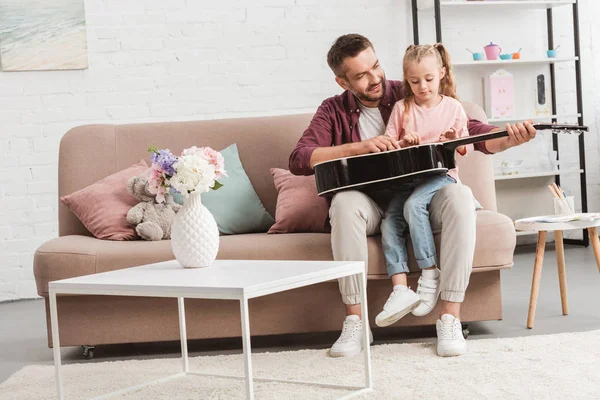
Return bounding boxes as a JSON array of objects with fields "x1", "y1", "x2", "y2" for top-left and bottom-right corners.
[
  {"x1": 0, "y1": 0, "x2": 598, "y2": 301},
  {"x1": 0, "y1": 0, "x2": 411, "y2": 301}
]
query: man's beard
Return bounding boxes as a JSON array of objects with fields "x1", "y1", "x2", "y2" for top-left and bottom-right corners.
[{"x1": 352, "y1": 78, "x2": 386, "y2": 103}]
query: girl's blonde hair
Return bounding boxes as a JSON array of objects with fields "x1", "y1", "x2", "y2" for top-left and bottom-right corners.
[{"x1": 402, "y1": 43, "x2": 457, "y2": 131}]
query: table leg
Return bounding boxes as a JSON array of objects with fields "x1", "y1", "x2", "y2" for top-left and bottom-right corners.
[
  {"x1": 554, "y1": 231, "x2": 568, "y2": 315},
  {"x1": 49, "y1": 290, "x2": 64, "y2": 400},
  {"x1": 528, "y1": 231, "x2": 547, "y2": 329},
  {"x1": 358, "y1": 270, "x2": 373, "y2": 390},
  {"x1": 178, "y1": 297, "x2": 189, "y2": 373},
  {"x1": 588, "y1": 227, "x2": 600, "y2": 273},
  {"x1": 240, "y1": 298, "x2": 254, "y2": 400}
]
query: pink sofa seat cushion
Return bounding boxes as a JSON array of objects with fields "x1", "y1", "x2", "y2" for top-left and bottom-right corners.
[{"x1": 60, "y1": 160, "x2": 148, "y2": 240}]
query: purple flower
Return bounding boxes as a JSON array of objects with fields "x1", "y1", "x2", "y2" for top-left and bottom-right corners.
[{"x1": 150, "y1": 149, "x2": 177, "y2": 177}]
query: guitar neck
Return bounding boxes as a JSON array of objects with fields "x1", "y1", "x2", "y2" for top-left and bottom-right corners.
[
  {"x1": 442, "y1": 129, "x2": 508, "y2": 151},
  {"x1": 442, "y1": 123, "x2": 587, "y2": 152}
]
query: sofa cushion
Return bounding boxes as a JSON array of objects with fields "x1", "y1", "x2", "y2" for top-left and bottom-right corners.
[
  {"x1": 173, "y1": 144, "x2": 275, "y2": 235},
  {"x1": 367, "y1": 209, "x2": 516, "y2": 275},
  {"x1": 59, "y1": 160, "x2": 149, "y2": 240},
  {"x1": 267, "y1": 168, "x2": 330, "y2": 234},
  {"x1": 34, "y1": 210, "x2": 514, "y2": 296},
  {"x1": 33, "y1": 233, "x2": 331, "y2": 295}
]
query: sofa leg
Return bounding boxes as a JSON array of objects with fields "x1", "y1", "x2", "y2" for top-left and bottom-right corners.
[
  {"x1": 82, "y1": 345, "x2": 96, "y2": 360},
  {"x1": 461, "y1": 323, "x2": 469, "y2": 339}
]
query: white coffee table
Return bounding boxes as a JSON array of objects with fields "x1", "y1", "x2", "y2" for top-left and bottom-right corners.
[
  {"x1": 514, "y1": 214, "x2": 600, "y2": 329},
  {"x1": 49, "y1": 259, "x2": 372, "y2": 399}
]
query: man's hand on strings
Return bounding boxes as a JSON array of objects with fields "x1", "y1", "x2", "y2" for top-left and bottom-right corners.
[{"x1": 357, "y1": 135, "x2": 402, "y2": 154}]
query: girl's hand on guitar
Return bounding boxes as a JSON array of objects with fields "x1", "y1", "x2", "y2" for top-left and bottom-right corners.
[
  {"x1": 357, "y1": 135, "x2": 401, "y2": 154},
  {"x1": 399, "y1": 132, "x2": 421, "y2": 148},
  {"x1": 439, "y1": 127, "x2": 457, "y2": 142}
]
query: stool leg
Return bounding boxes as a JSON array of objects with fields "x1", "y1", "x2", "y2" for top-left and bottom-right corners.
[
  {"x1": 528, "y1": 231, "x2": 547, "y2": 329},
  {"x1": 588, "y1": 227, "x2": 600, "y2": 273},
  {"x1": 554, "y1": 230, "x2": 568, "y2": 315}
]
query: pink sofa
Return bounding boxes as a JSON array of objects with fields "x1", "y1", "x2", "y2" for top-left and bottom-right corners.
[{"x1": 34, "y1": 102, "x2": 516, "y2": 349}]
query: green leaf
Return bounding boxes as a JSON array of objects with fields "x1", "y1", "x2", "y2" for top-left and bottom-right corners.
[
  {"x1": 148, "y1": 145, "x2": 159, "y2": 154},
  {"x1": 212, "y1": 181, "x2": 223, "y2": 191}
]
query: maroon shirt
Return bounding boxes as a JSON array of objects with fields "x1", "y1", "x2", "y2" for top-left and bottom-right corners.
[{"x1": 289, "y1": 79, "x2": 495, "y2": 176}]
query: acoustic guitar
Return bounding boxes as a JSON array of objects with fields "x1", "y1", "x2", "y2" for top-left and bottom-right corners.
[{"x1": 314, "y1": 123, "x2": 587, "y2": 197}]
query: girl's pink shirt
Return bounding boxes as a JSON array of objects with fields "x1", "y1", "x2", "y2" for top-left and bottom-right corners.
[{"x1": 384, "y1": 95, "x2": 470, "y2": 182}]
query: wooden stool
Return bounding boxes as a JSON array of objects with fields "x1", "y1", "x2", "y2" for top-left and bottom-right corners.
[{"x1": 514, "y1": 215, "x2": 600, "y2": 329}]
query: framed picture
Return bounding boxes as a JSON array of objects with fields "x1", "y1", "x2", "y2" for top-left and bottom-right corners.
[
  {"x1": 0, "y1": 0, "x2": 89, "y2": 71},
  {"x1": 483, "y1": 69, "x2": 514, "y2": 119}
]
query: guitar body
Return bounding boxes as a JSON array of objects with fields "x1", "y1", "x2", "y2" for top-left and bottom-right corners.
[
  {"x1": 315, "y1": 144, "x2": 455, "y2": 196},
  {"x1": 313, "y1": 123, "x2": 587, "y2": 197}
]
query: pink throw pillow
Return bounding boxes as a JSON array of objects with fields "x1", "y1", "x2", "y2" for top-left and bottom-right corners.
[
  {"x1": 60, "y1": 160, "x2": 149, "y2": 240},
  {"x1": 267, "y1": 168, "x2": 330, "y2": 234}
]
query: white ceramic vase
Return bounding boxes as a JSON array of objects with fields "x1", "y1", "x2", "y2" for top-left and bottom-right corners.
[{"x1": 170, "y1": 192, "x2": 219, "y2": 268}]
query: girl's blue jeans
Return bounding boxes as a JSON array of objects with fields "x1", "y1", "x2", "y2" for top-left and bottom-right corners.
[{"x1": 381, "y1": 174, "x2": 456, "y2": 277}]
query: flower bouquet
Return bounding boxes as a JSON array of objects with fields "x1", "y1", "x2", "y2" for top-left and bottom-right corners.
[
  {"x1": 147, "y1": 145, "x2": 226, "y2": 268},
  {"x1": 147, "y1": 145, "x2": 226, "y2": 202}
]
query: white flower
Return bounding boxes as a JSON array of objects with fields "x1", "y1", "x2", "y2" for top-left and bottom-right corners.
[
  {"x1": 181, "y1": 146, "x2": 226, "y2": 180},
  {"x1": 170, "y1": 155, "x2": 216, "y2": 195},
  {"x1": 181, "y1": 146, "x2": 202, "y2": 157}
]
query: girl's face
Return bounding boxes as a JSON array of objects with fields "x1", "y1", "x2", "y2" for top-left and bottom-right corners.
[{"x1": 405, "y1": 55, "x2": 446, "y2": 104}]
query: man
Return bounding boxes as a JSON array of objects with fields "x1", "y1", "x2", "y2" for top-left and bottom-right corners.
[{"x1": 289, "y1": 34, "x2": 536, "y2": 358}]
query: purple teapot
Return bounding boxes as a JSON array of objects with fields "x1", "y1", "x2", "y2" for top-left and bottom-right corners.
[{"x1": 484, "y1": 42, "x2": 502, "y2": 60}]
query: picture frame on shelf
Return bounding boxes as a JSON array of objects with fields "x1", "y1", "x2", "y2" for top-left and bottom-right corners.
[{"x1": 483, "y1": 69, "x2": 514, "y2": 119}]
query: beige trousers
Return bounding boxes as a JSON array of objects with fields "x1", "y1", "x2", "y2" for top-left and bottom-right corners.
[{"x1": 329, "y1": 184, "x2": 477, "y2": 305}]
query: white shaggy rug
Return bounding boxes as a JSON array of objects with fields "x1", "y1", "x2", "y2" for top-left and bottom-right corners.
[{"x1": 2, "y1": 330, "x2": 599, "y2": 399}]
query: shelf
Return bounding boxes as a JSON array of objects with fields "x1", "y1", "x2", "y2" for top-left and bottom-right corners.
[
  {"x1": 494, "y1": 169, "x2": 583, "y2": 181},
  {"x1": 454, "y1": 56, "x2": 578, "y2": 66},
  {"x1": 419, "y1": 1, "x2": 576, "y2": 11},
  {"x1": 488, "y1": 114, "x2": 581, "y2": 123}
]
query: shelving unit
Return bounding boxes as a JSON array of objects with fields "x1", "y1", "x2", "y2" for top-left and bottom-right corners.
[
  {"x1": 494, "y1": 168, "x2": 583, "y2": 181},
  {"x1": 418, "y1": 1, "x2": 576, "y2": 11},
  {"x1": 453, "y1": 57, "x2": 577, "y2": 67},
  {"x1": 488, "y1": 113, "x2": 580, "y2": 124},
  {"x1": 411, "y1": 0, "x2": 588, "y2": 246}
]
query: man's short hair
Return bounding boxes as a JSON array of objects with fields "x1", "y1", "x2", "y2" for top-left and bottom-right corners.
[{"x1": 327, "y1": 34, "x2": 374, "y2": 78}]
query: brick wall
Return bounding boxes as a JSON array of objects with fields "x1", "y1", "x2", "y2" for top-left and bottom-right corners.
[{"x1": 0, "y1": 0, "x2": 597, "y2": 301}]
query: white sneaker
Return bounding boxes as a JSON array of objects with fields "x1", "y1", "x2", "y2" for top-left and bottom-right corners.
[
  {"x1": 375, "y1": 286, "x2": 421, "y2": 327},
  {"x1": 329, "y1": 315, "x2": 373, "y2": 358},
  {"x1": 436, "y1": 314, "x2": 467, "y2": 357},
  {"x1": 412, "y1": 269, "x2": 441, "y2": 317}
]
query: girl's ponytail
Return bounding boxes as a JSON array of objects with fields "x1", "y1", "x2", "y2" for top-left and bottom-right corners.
[{"x1": 433, "y1": 43, "x2": 458, "y2": 99}]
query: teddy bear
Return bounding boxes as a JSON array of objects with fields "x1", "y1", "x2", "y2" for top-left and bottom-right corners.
[{"x1": 126, "y1": 173, "x2": 181, "y2": 241}]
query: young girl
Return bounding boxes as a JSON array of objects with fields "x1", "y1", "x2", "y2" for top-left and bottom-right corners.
[{"x1": 375, "y1": 43, "x2": 470, "y2": 327}]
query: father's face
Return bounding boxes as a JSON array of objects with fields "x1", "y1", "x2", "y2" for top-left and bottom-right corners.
[{"x1": 336, "y1": 47, "x2": 386, "y2": 105}]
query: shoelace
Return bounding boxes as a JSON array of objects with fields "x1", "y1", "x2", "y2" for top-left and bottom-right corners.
[
  {"x1": 439, "y1": 320, "x2": 459, "y2": 340},
  {"x1": 339, "y1": 320, "x2": 361, "y2": 342}
]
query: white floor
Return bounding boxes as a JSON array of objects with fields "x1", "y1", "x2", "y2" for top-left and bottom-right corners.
[{"x1": 2, "y1": 243, "x2": 599, "y2": 384}]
